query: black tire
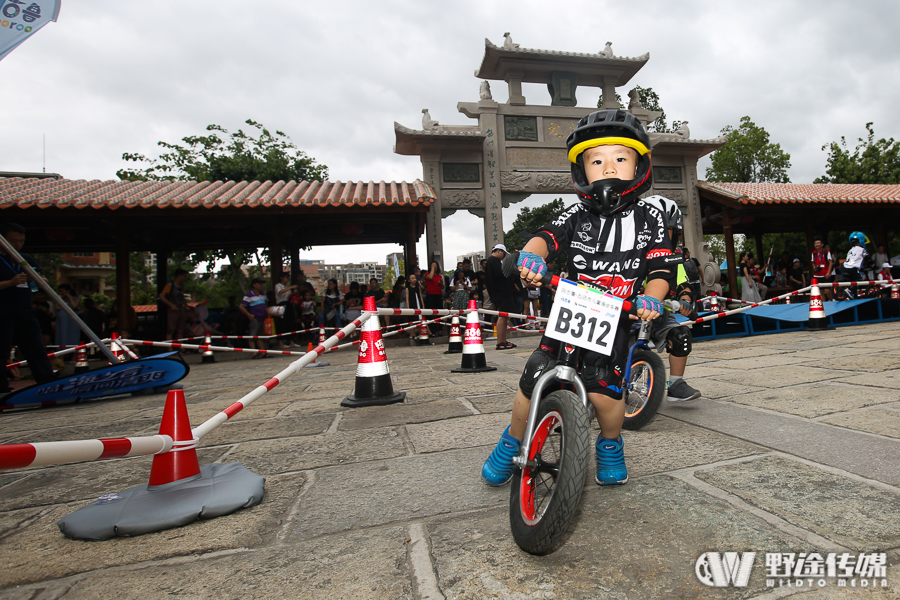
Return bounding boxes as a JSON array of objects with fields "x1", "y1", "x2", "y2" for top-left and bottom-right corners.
[
  {"x1": 622, "y1": 348, "x2": 665, "y2": 431},
  {"x1": 509, "y1": 390, "x2": 590, "y2": 555}
]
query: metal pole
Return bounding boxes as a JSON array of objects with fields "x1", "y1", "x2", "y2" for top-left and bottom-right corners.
[{"x1": 0, "y1": 233, "x2": 121, "y2": 364}]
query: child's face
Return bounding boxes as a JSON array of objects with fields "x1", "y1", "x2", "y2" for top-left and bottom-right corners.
[{"x1": 582, "y1": 145, "x2": 638, "y2": 184}]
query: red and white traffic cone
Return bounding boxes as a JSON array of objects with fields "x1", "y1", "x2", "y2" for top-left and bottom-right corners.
[
  {"x1": 452, "y1": 300, "x2": 497, "y2": 373},
  {"x1": 341, "y1": 296, "x2": 405, "y2": 407},
  {"x1": 416, "y1": 320, "x2": 431, "y2": 346},
  {"x1": 785, "y1": 294, "x2": 791, "y2": 305},
  {"x1": 807, "y1": 278, "x2": 829, "y2": 330},
  {"x1": 201, "y1": 332, "x2": 216, "y2": 364},
  {"x1": 318, "y1": 325, "x2": 326, "y2": 345},
  {"x1": 108, "y1": 332, "x2": 124, "y2": 365},
  {"x1": 444, "y1": 314, "x2": 463, "y2": 354},
  {"x1": 892, "y1": 283, "x2": 899, "y2": 300},
  {"x1": 74, "y1": 346, "x2": 90, "y2": 374},
  {"x1": 148, "y1": 389, "x2": 201, "y2": 487},
  {"x1": 710, "y1": 292, "x2": 720, "y2": 313}
]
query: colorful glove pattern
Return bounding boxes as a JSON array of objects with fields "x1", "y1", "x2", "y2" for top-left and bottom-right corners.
[
  {"x1": 518, "y1": 251, "x2": 547, "y2": 276},
  {"x1": 635, "y1": 295, "x2": 664, "y2": 315}
]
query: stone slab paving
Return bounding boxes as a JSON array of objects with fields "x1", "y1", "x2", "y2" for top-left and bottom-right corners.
[{"x1": 2, "y1": 322, "x2": 900, "y2": 598}]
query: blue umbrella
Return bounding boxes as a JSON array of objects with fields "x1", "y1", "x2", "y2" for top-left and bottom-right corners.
[{"x1": 719, "y1": 260, "x2": 728, "y2": 270}]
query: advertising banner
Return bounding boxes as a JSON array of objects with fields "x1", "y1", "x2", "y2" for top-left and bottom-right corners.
[{"x1": 0, "y1": 0, "x2": 61, "y2": 62}]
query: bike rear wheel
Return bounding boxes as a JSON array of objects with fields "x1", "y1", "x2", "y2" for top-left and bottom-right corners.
[
  {"x1": 622, "y1": 348, "x2": 665, "y2": 431},
  {"x1": 509, "y1": 390, "x2": 590, "y2": 555}
]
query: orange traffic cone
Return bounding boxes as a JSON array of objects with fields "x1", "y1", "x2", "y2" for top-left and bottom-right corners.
[
  {"x1": 416, "y1": 320, "x2": 431, "y2": 346},
  {"x1": 148, "y1": 389, "x2": 200, "y2": 487},
  {"x1": 304, "y1": 341, "x2": 329, "y2": 368},
  {"x1": 74, "y1": 346, "x2": 89, "y2": 374},
  {"x1": 201, "y1": 332, "x2": 216, "y2": 364},
  {"x1": 341, "y1": 296, "x2": 405, "y2": 407},
  {"x1": 807, "y1": 278, "x2": 828, "y2": 330},
  {"x1": 452, "y1": 300, "x2": 497, "y2": 373},
  {"x1": 444, "y1": 314, "x2": 463, "y2": 354}
]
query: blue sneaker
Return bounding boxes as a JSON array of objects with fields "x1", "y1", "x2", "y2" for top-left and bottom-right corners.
[
  {"x1": 595, "y1": 435, "x2": 628, "y2": 485},
  {"x1": 481, "y1": 426, "x2": 521, "y2": 486}
]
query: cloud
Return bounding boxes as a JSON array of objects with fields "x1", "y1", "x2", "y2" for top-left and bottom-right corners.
[{"x1": 1, "y1": 0, "x2": 898, "y2": 266}]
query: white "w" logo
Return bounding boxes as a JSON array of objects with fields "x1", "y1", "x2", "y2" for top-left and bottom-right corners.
[{"x1": 695, "y1": 552, "x2": 756, "y2": 587}]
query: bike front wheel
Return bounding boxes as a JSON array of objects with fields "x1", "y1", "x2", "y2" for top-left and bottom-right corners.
[
  {"x1": 622, "y1": 348, "x2": 665, "y2": 431},
  {"x1": 509, "y1": 390, "x2": 590, "y2": 555}
]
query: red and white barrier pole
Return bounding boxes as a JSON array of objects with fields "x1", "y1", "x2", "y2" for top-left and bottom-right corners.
[
  {"x1": 0, "y1": 433, "x2": 174, "y2": 470},
  {"x1": 684, "y1": 286, "x2": 813, "y2": 326}
]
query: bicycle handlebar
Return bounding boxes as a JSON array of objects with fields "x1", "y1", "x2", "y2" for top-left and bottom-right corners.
[{"x1": 547, "y1": 274, "x2": 635, "y2": 314}]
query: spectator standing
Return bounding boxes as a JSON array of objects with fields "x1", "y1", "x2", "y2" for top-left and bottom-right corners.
[
  {"x1": 80, "y1": 298, "x2": 107, "y2": 341},
  {"x1": 321, "y1": 278, "x2": 343, "y2": 328},
  {"x1": 450, "y1": 270, "x2": 471, "y2": 311},
  {"x1": 485, "y1": 244, "x2": 516, "y2": 350},
  {"x1": 788, "y1": 258, "x2": 807, "y2": 290},
  {"x1": 159, "y1": 269, "x2": 189, "y2": 340},
  {"x1": 55, "y1": 283, "x2": 81, "y2": 347},
  {"x1": 810, "y1": 239, "x2": 834, "y2": 300},
  {"x1": 298, "y1": 290, "x2": 317, "y2": 343},
  {"x1": 274, "y1": 272, "x2": 296, "y2": 347},
  {"x1": 0, "y1": 223, "x2": 55, "y2": 392},
  {"x1": 33, "y1": 290, "x2": 54, "y2": 347},
  {"x1": 423, "y1": 261, "x2": 445, "y2": 335},
  {"x1": 740, "y1": 254, "x2": 762, "y2": 303},
  {"x1": 874, "y1": 245, "x2": 889, "y2": 274},
  {"x1": 842, "y1": 233, "x2": 869, "y2": 298},
  {"x1": 239, "y1": 278, "x2": 270, "y2": 358},
  {"x1": 404, "y1": 273, "x2": 424, "y2": 337}
]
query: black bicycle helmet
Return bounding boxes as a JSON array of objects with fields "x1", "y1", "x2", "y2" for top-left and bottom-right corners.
[{"x1": 566, "y1": 109, "x2": 653, "y2": 216}]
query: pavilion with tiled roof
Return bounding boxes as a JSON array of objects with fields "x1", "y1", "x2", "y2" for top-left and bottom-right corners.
[
  {"x1": 0, "y1": 173, "x2": 435, "y2": 335},
  {"x1": 697, "y1": 181, "x2": 900, "y2": 292}
]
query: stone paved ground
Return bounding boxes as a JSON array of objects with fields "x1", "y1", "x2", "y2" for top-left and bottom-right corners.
[{"x1": 1, "y1": 323, "x2": 899, "y2": 599}]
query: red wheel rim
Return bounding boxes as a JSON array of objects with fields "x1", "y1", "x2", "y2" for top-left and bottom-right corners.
[{"x1": 519, "y1": 410, "x2": 561, "y2": 525}]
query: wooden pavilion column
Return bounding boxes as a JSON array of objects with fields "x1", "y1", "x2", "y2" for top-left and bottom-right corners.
[
  {"x1": 754, "y1": 233, "x2": 764, "y2": 265},
  {"x1": 155, "y1": 247, "x2": 169, "y2": 340},
  {"x1": 115, "y1": 236, "x2": 131, "y2": 336},
  {"x1": 722, "y1": 208, "x2": 738, "y2": 296},
  {"x1": 404, "y1": 215, "x2": 418, "y2": 275},
  {"x1": 289, "y1": 244, "x2": 300, "y2": 284},
  {"x1": 805, "y1": 219, "x2": 815, "y2": 275},
  {"x1": 270, "y1": 234, "x2": 283, "y2": 291}
]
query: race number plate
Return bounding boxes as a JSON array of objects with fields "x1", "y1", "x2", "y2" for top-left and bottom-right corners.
[{"x1": 546, "y1": 279, "x2": 622, "y2": 356}]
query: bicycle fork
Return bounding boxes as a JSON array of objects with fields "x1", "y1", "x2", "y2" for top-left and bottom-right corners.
[{"x1": 513, "y1": 344, "x2": 589, "y2": 469}]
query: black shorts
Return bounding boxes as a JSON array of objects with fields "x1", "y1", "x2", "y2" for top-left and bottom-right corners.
[
  {"x1": 494, "y1": 293, "x2": 516, "y2": 314},
  {"x1": 532, "y1": 326, "x2": 631, "y2": 400}
]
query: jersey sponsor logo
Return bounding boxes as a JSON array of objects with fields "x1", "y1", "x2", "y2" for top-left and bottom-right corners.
[
  {"x1": 571, "y1": 242, "x2": 596, "y2": 254},
  {"x1": 646, "y1": 249, "x2": 674, "y2": 259},
  {"x1": 581, "y1": 221, "x2": 592, "y2": 232},
  {"x1": 577, "y1": 273, "x2": 638, "y2": 298},
  {"x1": 577, "y1": 230, "x2": 591, "y2": 242},
  {"x1": 552, "y1": 204, "x2": 581, "y2": 227},
  {"x1": 572, "y1": 254, "x2": 588, "y2": 270}
]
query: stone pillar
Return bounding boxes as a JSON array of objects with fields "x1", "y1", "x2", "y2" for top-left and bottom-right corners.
[
  {"x1": 115, "y1": 236, "x2": 131, "y2": 336},
  {"x1": 421, "y1": 151, "x2": 444, "y2": 269},
  {"x1": 600, "y1": 78, "x2": 621, "y2": 109},
  {"x1": 480, "y1": 106, "x2": 504, "y2": 252},
  {"x1": 506, "y1": 71, "x2": 526, "y2": 105},
  {"x1": 684, "y1": 165, "x2": 720, "y2": 293}
]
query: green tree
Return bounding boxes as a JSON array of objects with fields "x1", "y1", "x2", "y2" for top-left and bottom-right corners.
[
  {"x1": 705, "y1": 116, "x2": 791, "y2": 183},
  {"x1": 814, "y1": 123, "x2": 900, "y2": 184},
  {"x1": 504, "y1": 198, "x2": 569, "y2": 270},
  {"x1": 32, "y1": 252, "x2": 63, "y2": 287},
  {"x1": 117, "y1": 120, "x2": 327, "y2": 296},
  {"x1": 117, "y1": 119, "x2": 328, "y2": 183},
  {"x1": 597, "y1": 86, "x2": 683, "y2": 133}
]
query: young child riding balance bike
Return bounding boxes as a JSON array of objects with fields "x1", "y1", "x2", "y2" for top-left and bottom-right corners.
[{"x1": 481, "y1": 109, "x2": 679, "y2": 487}]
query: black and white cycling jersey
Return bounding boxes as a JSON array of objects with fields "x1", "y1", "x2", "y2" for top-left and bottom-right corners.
[{"x1": 533, "y1": 200, "x2": 678, "y2": 301}]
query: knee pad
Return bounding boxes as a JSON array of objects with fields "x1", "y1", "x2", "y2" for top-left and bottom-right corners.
[
  {"x1": 519, "y1": 347, "x2": 557, "y2": 398},
  {"x1": 666, "y1": 326, "x2": 692, "y2": 357},
  {"x1": 580, "y1": 350, "x2": 613, "y2": 386}
]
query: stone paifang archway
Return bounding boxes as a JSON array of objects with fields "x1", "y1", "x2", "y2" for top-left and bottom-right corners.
[{"x1": 395, "y1": 35, "x2": 727, "y2": 292}]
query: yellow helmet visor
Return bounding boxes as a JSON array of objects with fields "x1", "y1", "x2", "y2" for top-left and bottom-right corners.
[{"x1": 568, "y1": 137, "x2": 651, "y2": 164}]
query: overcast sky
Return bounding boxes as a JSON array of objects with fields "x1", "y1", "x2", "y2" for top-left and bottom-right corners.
[{"x1": 2, "y1": 0, "x2": 899, "y2": 268}]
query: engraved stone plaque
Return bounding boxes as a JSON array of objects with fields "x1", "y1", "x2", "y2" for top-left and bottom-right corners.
[
  {"x1": 653, "y1": 166, "x2": 683, "y2": 184},
  {"x1": 504, "y1": 116, "x2": 539, "y2": 141},
  {"x1": 545, "y1": 120, "x2": 577, "y2": 141},
  {"x1": 443, "y1": 163, "x2": 480, "y2": 183},
  {"x1": 549, "y1": 71, "x2": 578, "y2": 107},
  {"x1": 443, "y1": 190, "x2": 484, "y2": 207},
  {"x1": 506, "y1": 148, "x2": 569, "y2": 170}
]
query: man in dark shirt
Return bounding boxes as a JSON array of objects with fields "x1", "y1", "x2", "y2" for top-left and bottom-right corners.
[
  {"x1": 365, "y1": 277, "x2": 388, "y2": 307},
  {"x1": 0, "y1": 223, "x2": 55, "y2": 393},
  {"x1": 485, "y1": 244, "x2": 517, "y2": 349}
]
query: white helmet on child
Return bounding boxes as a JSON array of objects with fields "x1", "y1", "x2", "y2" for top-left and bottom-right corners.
[{"x1": 641, "y1": 195, "x2": 683, "y2": 230}]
